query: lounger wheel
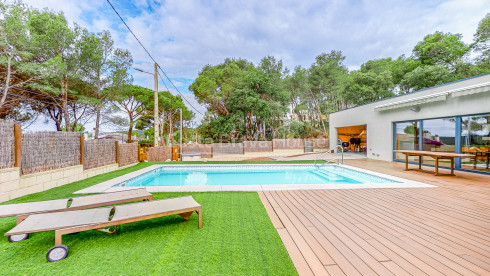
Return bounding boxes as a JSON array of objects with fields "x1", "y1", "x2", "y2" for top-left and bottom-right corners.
[
  {"x1": 46, "y1": 245, "x2": 69, "y2": 262},
  {"x1": 8, "y1": 233, "x2": 29, "y2": 243}
]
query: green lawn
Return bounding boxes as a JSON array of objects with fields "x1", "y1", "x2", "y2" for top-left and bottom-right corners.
[{"x1": 0, "y1": 162, "x2": 299, "y2": 275}]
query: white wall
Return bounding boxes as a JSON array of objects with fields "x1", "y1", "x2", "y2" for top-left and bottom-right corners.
[{"x1": 329, "y1": 74, "x2": 490, "y2": 161}]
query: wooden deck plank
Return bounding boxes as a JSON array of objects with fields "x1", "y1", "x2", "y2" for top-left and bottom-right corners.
[
  {"x1": 352, "y1": 189, "x2": 490, "y2": 257},
  {"x1": 268, "y1": 192, "x2": 329, "y2": 275},
  {"x1": 305, "y1": 190, "x2": 450, "y2": 276},
  {"x1": 266, "y1": 192, "x2": 336, "y2": 266},
  {"x1": 260, "y1": 159, "x2": 490, "y2": 276},
  {"x1": 257, "y1": 191, "x2": 284, "y2": 229},
  {"x1": 324, "y1": 265, "x2": 346, "y2": 276},
  {"x1": 321, "y1": 189, "x2": 489, "y2": 274},
  {"x1": 276, "y1": 228, "x2": 314, "y2": 276},
  {"x1": 284, "y1": 190, "x2": 392, "y2": 276}
]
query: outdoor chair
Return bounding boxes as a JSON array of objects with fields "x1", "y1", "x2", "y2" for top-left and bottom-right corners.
[{"x1": 5, "y1": 195, "x2": 202, "y2": 262}]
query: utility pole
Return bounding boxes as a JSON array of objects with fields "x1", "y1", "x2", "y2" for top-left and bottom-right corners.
[
  {"x1": 134, "y1": 64, "x2": 159, "y2": 147},
  {"x1": 154, "y1": 62, "x2": 159, "y2": 147},
  {"x1": 179, "y1": 108, "x2": 183, "y2": 161}
]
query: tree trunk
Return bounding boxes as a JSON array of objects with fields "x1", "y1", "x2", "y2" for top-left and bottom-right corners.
[
  {"x1": 94, "y1": 104, "x2": 101, "y2": 139},
  {"x1": 61, "y1": 79, "x2": 70, "y2": 131},
  {"x1": 127, "y1": 122, "x2": 133, "y2": 143},
  {"x1": 0, "y1": 56, "x2": 12, "y2": 109}
]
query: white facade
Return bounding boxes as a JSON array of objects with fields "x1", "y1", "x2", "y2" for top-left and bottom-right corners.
[{"x1": 329, "y1": 74, "x2": 490, "y2": 161}]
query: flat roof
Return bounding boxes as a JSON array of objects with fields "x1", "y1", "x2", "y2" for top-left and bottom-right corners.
[{"x1": 330, "y1": 72, "x2": 490, "y2": 115}]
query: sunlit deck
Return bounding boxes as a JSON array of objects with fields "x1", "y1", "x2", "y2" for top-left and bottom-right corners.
[{"x1": 259, "y1": 159, "x2": 490, "y2": 275}]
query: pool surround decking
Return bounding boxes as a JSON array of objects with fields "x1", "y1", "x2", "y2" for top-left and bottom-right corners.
[{"x1": 260, "y1": 159, "x2": 490, "y2": 275}]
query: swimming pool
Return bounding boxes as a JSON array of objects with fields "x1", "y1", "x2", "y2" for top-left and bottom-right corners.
[
  {"x1": 113, "y1": 165, "x2": 398, "y2": 187},
  {"x1": 75, "y1": 164, "x2": 435, "y2": 194}
]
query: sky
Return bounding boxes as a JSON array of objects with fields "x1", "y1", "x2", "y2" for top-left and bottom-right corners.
[{"x1": 20, "y1": 0, "x2": 490, "y2": 132}]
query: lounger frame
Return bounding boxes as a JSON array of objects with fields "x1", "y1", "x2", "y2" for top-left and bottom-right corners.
[
  {"x1": 53, "y1": 206, "x2": 202, "y2": 246},
  {"x1": 2, "y1": 189, "x2": 153, "y2": 225}
]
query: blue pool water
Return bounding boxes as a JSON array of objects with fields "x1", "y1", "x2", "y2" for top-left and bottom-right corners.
[{"x1": 113, "y1": 165, "x2": 398, "y2": 187}]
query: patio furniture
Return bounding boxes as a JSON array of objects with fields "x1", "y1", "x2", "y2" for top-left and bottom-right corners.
[
  {"x1": 462, "y1": 147, "x2": 490, "y2": 169},
  {"x1": 394, "y1": 150, "x2": 474, "y2": 176},
  {"x1": 5, "y1": 195, "x2": 202, "y2": 262},
  {"x1": 0, "y1": 188, "x2": 153, "y2": 241}
]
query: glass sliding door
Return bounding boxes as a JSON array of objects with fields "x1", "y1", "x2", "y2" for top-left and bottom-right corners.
[
  {"x1": 394, "y1": 121, "x2": 419, "y2": 161},
  {"x1": 461, "y1": 114, "x2": 490, "y2": 173},
  {"x1": 422, "y1": 118, "x2": 456, "y2": 167}
]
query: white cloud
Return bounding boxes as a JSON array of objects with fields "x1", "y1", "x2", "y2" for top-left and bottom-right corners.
[{"x1": 16, "y1": 0, "x2": 490, "y2": 129}]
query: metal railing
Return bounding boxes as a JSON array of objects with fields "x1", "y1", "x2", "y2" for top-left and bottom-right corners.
[{"x1": 314, "y1": 143, "x2": 344, "y2": 167}]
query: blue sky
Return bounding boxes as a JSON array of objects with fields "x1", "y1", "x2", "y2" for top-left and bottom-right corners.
[{"x1": 19, "y1": 0, "x2": 490, "y2": 130}]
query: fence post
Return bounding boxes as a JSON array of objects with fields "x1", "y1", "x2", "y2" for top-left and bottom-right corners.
[
  {"x1": 138, "y1": 144, "x2": 141, "y2": 162},
  {"x1": 14, "y1": 124, "x2": 21, "y2": 169},
  {"x1": 115, "y1": 141, "x2": 119, "y2": 164},
  {"x1": 80, "y1": 134, "x2": 84, "y2": 165}
]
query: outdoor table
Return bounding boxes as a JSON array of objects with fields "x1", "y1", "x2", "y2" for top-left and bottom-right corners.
[{"x1": 393, "y1": 150, "x2": 474, "y2": 176}]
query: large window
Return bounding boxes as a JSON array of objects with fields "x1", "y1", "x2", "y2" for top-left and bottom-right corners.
[
  {"x1": 461, "y1": 114, "x2": 490, "y2": 172},
  {"x1": 421, "y1": 118, "x2": 456, "y2": 166},
  {"x1": 394, "y1": 121, "x2": 419, "y2": 161}
]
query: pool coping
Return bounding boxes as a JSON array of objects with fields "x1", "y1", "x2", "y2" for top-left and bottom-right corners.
[{"x1": 74, "y1": 164, "x2": 435, "y2": 194}]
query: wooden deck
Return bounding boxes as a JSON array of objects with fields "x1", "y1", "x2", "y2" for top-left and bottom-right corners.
[{"x1": 259, "y1": 159, "x2": 490, "y2": 275}]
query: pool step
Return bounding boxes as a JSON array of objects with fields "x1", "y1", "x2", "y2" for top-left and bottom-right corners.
[{"x1": 312, "y1": 170, "x2": 344, "y2": 181}]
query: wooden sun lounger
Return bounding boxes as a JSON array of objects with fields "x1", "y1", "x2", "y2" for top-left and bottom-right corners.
[
  {"x1": 5, "y1": 196, "x2": 202, "y2": 262},
  {"x1": 394, "y1": 150, "x2": 474, "y2": 176},
  {"x1": 0, "y1": 188, "x2": 153, "y2": 225}
]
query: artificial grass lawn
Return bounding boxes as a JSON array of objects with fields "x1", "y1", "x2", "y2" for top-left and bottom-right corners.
[{"x1": 0, "y1": 162, "x2": 299, "y2": 275}]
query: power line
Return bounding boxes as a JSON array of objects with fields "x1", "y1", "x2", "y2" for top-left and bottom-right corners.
[{"x1": 105, "y1": 0, "x2": 203, "y2": 116}]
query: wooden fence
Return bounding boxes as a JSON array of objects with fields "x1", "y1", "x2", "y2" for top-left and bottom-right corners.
[
  {"x1": 147, "y1": 146, "x2": 172, "y2": 161},
  {"x1": 182, "y1": 144, "x2": 213, "y2": 158},
  {"x1": 0, "y1": 120, "x2": 15, "y2": 169},
  {"x1": 0, "y1": 120, "x2": 141, "y2": 175},
  {"x1": 21, "y1": 132, "x2": 81, "y2": 174},
  {"x1": 243, "y1": 141, "x2": 273, "y2": 152},
  {"x1": 84, "y1": 140, "x2": 117, "y2": 170},
  {"x1": 273, "y1": 139, "x2": 305, "y2": 149},
  {"x1": 212, "y1": 143, "x2": 244, "y2": 155},
  {"x1": 118, "y1": 143, "x2": 139, "y2": 167}
]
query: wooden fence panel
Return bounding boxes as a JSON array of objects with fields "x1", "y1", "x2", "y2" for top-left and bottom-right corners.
[
  {"x1": 146, "y1": 146, "x2": 172, "y2": 161},
  {"x1": 21, "y1": 132, "x2": 80, "y2": 174},
  {"x1": 84, "y1": 140, "x2": 116, "y2": 170},
  {"x1": 243, "y1": 141, "x2": 273, "y2": 152},
  {"x1": 312, "y1": 139, "x2": 329, "y2": 149},
  {"x1": 182, "y1": 144, "x2": 213, "y2": 158},
  {"x1": 272, "y1": 139, "x2": 304, "y2": 150},
  {"x1": 118, "y1": 143, "x2": 139, "y2": 167},
  {"x1": 212, "y1": 143, "x2": 244, "y2": 155},
  {"x1": 0, "y1": 120, "x2": 15, "y2": 169}
]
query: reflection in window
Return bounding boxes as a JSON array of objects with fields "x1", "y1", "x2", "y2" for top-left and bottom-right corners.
[
  {"x1": 421, "y1": 118, "x2": 456, "y2": 167},
  {"x1": 461, "y1": 114, "x2": 490, "y2": 172},
  {"x1": 394, "y1": 121, "x2": 419, "y2": 161}
]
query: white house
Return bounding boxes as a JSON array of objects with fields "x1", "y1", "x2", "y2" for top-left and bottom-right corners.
[{"x1": 329, "y1": 73, "x2": 490, "y2": 174}]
